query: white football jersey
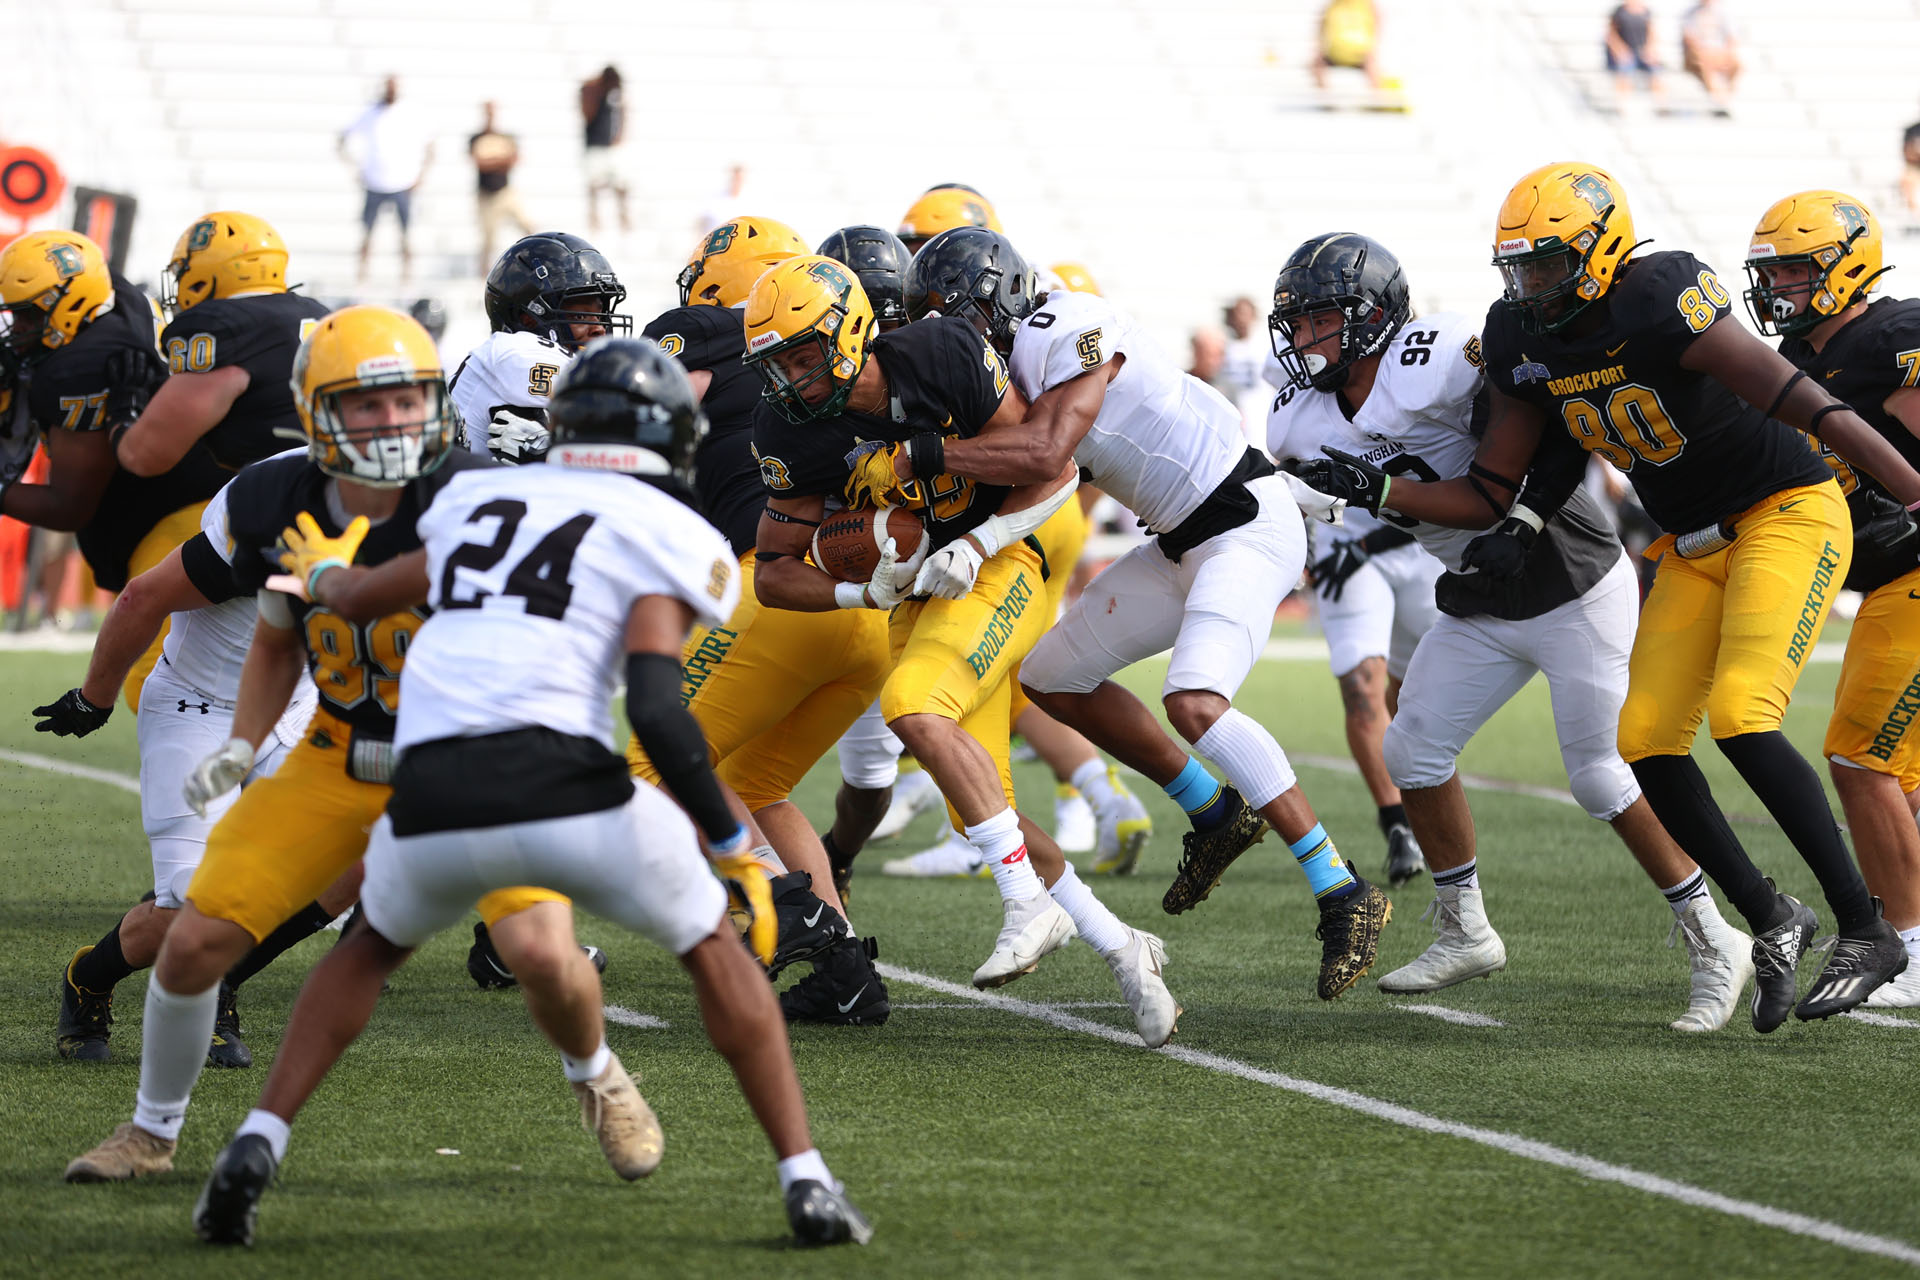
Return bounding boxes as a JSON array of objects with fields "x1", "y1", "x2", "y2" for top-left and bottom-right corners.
[
  {"x1": 448, "y1": 330, "x2": 572, "y2": 456},
  {"x1": 1266, "y1": 311, "x2": 1488, "y2": 572},
  {"x1": 1009, "y1": 291, "x2": 1246, "y2": 534},
  {"x1": 398, "y1": 466, "x2": 741, "y2": 753}
]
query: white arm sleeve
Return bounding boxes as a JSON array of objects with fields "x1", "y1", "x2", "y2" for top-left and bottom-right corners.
[{"x1": 971, "y1": 470, "x2": 1080, "y2": 557}]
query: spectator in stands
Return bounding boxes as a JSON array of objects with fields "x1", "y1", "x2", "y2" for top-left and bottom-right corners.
[
  {"x1": 1218, "y1": 296, "x2": 1272, "y2": 438},
  {"x1": 1311, "y1": 0, "x2": 1384, "y2": 91},
  {"x1": 1187, "y1": 327, "x2": 1227, "y2": 387},
  {"x1": 1604, "y1": 1, "x2": 1665, "y2": 111},
  {"x1": 339, "y1": 76, "x2": 433, "y2": 283},
  {"x1": 1902, "y1": 121, "x2": 1920, "y2": 220},
  {"x1": 470, "y1": 102, "x2": 532, "y2": 275},
  {"x1": 1680, "y1": 0, "x2": 1739, "y2": 116},
  {"x1": 580, "y1": 66, "x2": 629, "y2": 234}
]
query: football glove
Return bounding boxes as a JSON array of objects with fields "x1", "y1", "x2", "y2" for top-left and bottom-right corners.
[
  {"x1": 1461, "y1": 515, "x2": 1539, "y2": 580},
  {"x1": 184, "y1": 737, "x2": 255, "y2": 818},
  {"x1": 847, "y1": 443, "x2": 918, "y2": 511},
  {"x1": 487, "y1": 404, "x2": 551, "y2": 464},
  {"x1": 710, "y1": 846, "x2": 777, "y2": 966},
  {"x1": 1285, "y1": 447, "x2": 1391, "y2": 516},
  {"x1": 915, "y1": 537, "x2": 984, "y2": 600},
  {"x1": 102, "y1": 346, "x2": 165, "y2": 434},
  {"x1": 278, "y1": 511, "x2": 369, "y2": 598},
  {"x1": 33, "y1": 687, "x2": 112, "y2": 737},
  {"x1": 863, "y1": 537, "x2": 916, "y2": 609},
  {"x1": 1310, "y1": 541, "x2": 1371, "y2": 603}
]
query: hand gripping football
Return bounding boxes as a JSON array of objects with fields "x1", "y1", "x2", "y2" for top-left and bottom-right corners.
[{"x1": 811, "y1": 506, "x2": 927, "y2": 585}]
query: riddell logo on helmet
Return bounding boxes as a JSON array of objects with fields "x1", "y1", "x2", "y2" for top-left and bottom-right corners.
[
  {"x1": 746, "y1": 331, "x2": 781, "y2": 352},
  {"x1": 1496, "y1": 238, "x2": 1530, "y2": 256},
  {"x1": 1748, "y1": 242, "x2": 1777, "y2": 259},
  {"x1": 355, "y1": 355, "x2": 411, "y2": 377}
]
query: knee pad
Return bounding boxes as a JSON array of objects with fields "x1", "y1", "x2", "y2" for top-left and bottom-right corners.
[
  {"x1": 150, "y1": 835, "x2": 205, "y2": 910},
  {"x1": 1382, "y1": 716, "x2": 1457, "y2": 792},
  {"x1": 1566, "y1": 754, "x2": 1639, "y2": 822}
]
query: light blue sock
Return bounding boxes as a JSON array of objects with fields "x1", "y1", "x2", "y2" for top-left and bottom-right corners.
[
  {"x1": 1290, "y1": 822, "x2": 1356, "y2": 901},
  {"x1": 1162, "y1": 757, "x2": 1229, "y2": 830}
]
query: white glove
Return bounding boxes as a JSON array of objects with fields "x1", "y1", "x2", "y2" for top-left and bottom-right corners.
[
  {"x1": 1280, "y1": 470, "x2": 1349, "y2": 526},
  {"x1": 863, "y1": 538, "x2": 915, "y2": 608},
  {"x1": 915, "y1": 537, "x2": 985, "y2": 600},
  {"x1": 487, "y1": 406, "x2": 551, "y2": 464},
  {"x1": 184, "y1": 737, "x2": 256, "y2": 818}
]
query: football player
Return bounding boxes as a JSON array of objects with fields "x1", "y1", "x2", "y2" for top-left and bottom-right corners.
[
  {"x1": 115, "y1": 212, "x2": 331, "y2": 475},
  {"x1": 1295, "y1": 162, "x2": 1920, "y2": 1029},
  {"x1": 192, "y1": 338, "x2": 870, "y2": 1249},
  {"x1": 449, "y1": 231, "x2": 630, "y2": 464},
  {"x1": 38, "y1": 458, "x2": 321, "y2": 1069},
  {"x1": 61, "y1": 308, "x2": 567, "y2": 1183},
  {"x1": 746, "y1": 257, "x2": 1180, "y2": 1047},
  {"x1": 1744, "y1": 191, "x2": 1920, "y2": 1007},
  {"x1": 1271, "y1": 234, "x2": 1750, "y2": 1029},
  {"x1": 0, "y1": 230, "x2": 229, "y2": 708},
  {"x1": 897, "y1": 184, "x2": 1003, "y2": 255},
  {"x1": 876, "y1": 227, "x2": 1391, "y2": 1002}
]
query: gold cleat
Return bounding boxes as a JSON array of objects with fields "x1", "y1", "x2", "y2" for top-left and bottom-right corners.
[
  {"x1": 570, "y1": 1053, "x2": 663, "y2": 1181},
  {"x1": 66, "y1": 1123, "x2": 176, "y2": 1183}
]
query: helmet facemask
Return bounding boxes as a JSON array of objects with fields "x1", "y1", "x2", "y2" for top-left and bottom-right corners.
[
  {"x1": 309, "y1": 374, "x2": 456, "y2": 487},
  {"x1": 1270, "y1": 294, "x2": 1383, "y2": 393},
  {"x1": 1742, "y1": 226, "x2": 1882, "y2": 338},
  {"x1": 748, "y1": 317, "x2": 862, "y2": 425},
  {"x1": 1496, "y1": 235, "x2": 1602, "y2": 335},
  {"x1": 520, "y1": 285, "x2": 632, "y2": 352}
]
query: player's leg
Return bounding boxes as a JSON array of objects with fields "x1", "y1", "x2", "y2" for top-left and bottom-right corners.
[
  {"x1": 1013, "y1": 696, "x2": 1152, "y2": 875},
  {"x1": 1379, "y1": 548, "x2": 1445, "y2": 883},
  {"x1": 825, "y1": 700, "x2": 900, "y2": 890},
  {"x1": 117, "y1": 501, "x2": 212, "y2": 712}
]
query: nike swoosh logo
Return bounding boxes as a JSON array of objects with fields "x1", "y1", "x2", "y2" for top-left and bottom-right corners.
[
  {"x1": 1779, "y1": 499, "x2": 1804, "y2": 512},
  {"x1": 802, "y1": 905, "x2": 824, "y2": 928},
  {"x1": 837, "y1": 985, "x2": 869, "y2": 1013},
  {"x1": 1826, "y1": 369, "x2": 1841, "y2": 379},
  {"x1": 1606, "y1": 341, "x2": 1629, "y2": 356},
  {"x1": 1908, "y1": 591, "x2": 1920, "y2": 600}
]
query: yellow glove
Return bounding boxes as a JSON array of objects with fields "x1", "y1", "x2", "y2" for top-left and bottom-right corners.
[
  {"x1": 847, "y1": 443, "x2": 919, "y2": 511},
  {"x1": 277, "y1": 511, "x2": 369, "y2": 598},
  {"x1": 711, "y1": 851, "x2": 777, "y2": 966}
]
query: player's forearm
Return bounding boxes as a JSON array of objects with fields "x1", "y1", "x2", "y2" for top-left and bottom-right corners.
[
  {"x1": 2, "y1": 480, "x2": 101, "y2": 532},
  {"x1": 970, "y1": 465, "x2": 1080, "y2": 556},
  {"x1": 230, "y1": 617, "x2": 305, "y2": 749},
  {"x1": 311, "y1": 551, "x2": 429, "y2": 623},
  {"x1": 1379, "y1": 476, "x2": 1510, "y2": 530},
  {"x1": 1817, "y1": 415, "x2": 1920, "y2": 506},
  {"x1": 940, "y1": 425, "x2": 1070, "y2": 486},
  {"x1": 751, "y1": 555, "x2": 842, "y2": 612},
  {"x1": 81, "y1": 578, "x2": 177, "y2": 706}
]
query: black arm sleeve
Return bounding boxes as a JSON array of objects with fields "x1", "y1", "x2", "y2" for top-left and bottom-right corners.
[
  {"x1": 178, "y1": 533, "x2": 246, "y2": 605},
  {"x1": 625, "y1": 651, "x2": 738, "y2": 844},
  {"x1": 1356, "y1": 525, "x2": 1418, "y2": 556},
  {"x1": 1511, "y1": 437, "x2": 1591, "y2": 522}
]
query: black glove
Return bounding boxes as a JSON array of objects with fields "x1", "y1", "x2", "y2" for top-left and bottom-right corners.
[
  {"x1": 1461, "y1": 515, "x2": 1540, "y2": 580},
  {"x1": 33, "y1": 687, "x2": 113, "y2": 737},
  {"x1": 1311, "y1": 541, "x2": 1371, "y2": 602},
  {"x1": 1285, "y1": 446, "x2": 1392, "y2": 515},
  {"x1": 103, "y1": 346, "x2": 165, "y2": 435}
]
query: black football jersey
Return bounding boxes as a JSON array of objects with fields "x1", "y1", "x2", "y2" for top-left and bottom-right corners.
[
  {"x1": 643, "y1": 303, "x2": 762, "y2": 556},
  {"x1": 20, "y1": 274, "x2": 229, "y2": 589},
  {"x1": 217, "y1": 449, "x2": 493, "y2": 736},
  {"x1": 750, "y1": 315, "x2": 1010, "y2": 550},
  {"x1": 160, "y1": 291, "x2": 333, "y2": 469},
  {"x1": 1778, "y1": 295, "x2": 1920, "y2": 500},
  {"x1": 1483, "y1": 250, "x2": 1831, "y2": 533}
]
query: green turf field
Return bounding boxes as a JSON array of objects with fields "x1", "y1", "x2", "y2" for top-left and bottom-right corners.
[{"x1": 2, "y1": 644, "x2": 1916, "y2": 1279}]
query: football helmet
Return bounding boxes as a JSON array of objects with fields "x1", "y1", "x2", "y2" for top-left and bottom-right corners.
[
  {"x1": 161, "y1": 211, "x2": 288, "y2": 316},
  {"x1": 1491, "y1": 161, "x2": 1637, "y2": 334},
  {"x1": 0, "y1": 231, "x2": 113, "y2": 369},
  {"x1": 677, "y1": 216, "x2": 807, "y2": 308},
  {"x1": 742, "y1": 256, "x2": 874, "y2": 424},
  {"x1": 1743, "y1": 190, "x2": 1889, "y2": 338},
  {"x1": 290, "y1": 305, "x2": 455, "y2": 487},
  {"x1": 547, "y1": 336, "x2": 707, "y2": 495},
  {"x1": 902, "y1": 227, "x2": 1039, "y2": 355},
  {"x1": 484, "y1": 232, "x2": 631, "y2": 352},
  {"x1": 1049, "y1": 262, "x2": 1103, "y2": 296},
  {"x1": 1269, "y1": 233, "x2": 1411, "y2": 393},
  {"x1": 898, "y1": 187, "x2": 1002, "y2": 251},
  {"x1": 817, "y1": 225, "x2": 913, "y2": 331}
]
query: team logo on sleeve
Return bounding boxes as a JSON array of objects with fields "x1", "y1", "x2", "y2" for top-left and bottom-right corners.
[
  {"x1": 707, "y1": 557, "x2": 732, "y2": 600},
  {"x1": 1075, "y1": 329, "x2": 1103, "y2": 370},
  {"x1": 1511, "y1": 354, "x2": 1550, "y2": 385},
  {"x1": 656, "y1": 334, "x2": 685, "y2": 358},
  {"x1": 1463, "y1": 335, "x2": 1484, "y2": 369},
  {"x1": 752, "y1": 444, "x2": 793, "y2": 491}
]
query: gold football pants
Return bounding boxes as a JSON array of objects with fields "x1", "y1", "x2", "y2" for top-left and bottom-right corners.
[{"x1": 1826, "y1": 564, "x2": 1920, "y2": 790}]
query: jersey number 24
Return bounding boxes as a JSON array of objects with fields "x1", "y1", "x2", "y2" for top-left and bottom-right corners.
[{"x1": 439, "y1": 498, "x2": 596, "y2": 620}]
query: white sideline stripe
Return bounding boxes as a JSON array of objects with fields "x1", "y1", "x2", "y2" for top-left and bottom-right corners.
[
  {"x1": 1390, "y1": 1003, "x2": 1506, "y2": 1027},
  {"x1": 1841, "y1": 1010, "x2": 1920, "y2": 1029},
  {"x1": 604, "y1": 1005, "x2": 667, "y2": 1029},
  {"x1": 893, "y1": 1001, "x2": 1126, "y2": 1010},
  {"x1": 0, "y1": 749, "x2": 142, "y2": 796},
  {"x1": 0, "y1": 631, "x2": 96, "y2": 653},
  {"x1": 876, "y1": 961, "x2": 1920, "y2": 1269}
]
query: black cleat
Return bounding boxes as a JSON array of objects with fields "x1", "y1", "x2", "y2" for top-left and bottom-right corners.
[
  {"x1": 582, "y1": 943, "x2": 609, "y2": 976},
  {"x1": 1161, "y1": 788, "x2": 1268, "y2": 914},
  {"x1": 206, "y1": 983, "x2": 253, "y2": 1069},
  {"x1": 1750, "y1": 887, "x2": 1818, "y2": 1033},
  {"x1": 768, "y1": 871, "x2": 850, "y2": 980},
  {"x1": 468, "y1": 921, "x2": 609, "y2": 988},
  {"x1": 1384, "y1": 824, "x2": 1427, "y2": 888},
  {"x1": 193, "y1": 1133, "x2": 278, "y2": 1246},
  {"x1": 57, "y1": 946, "x2": 113, "y2": 1062},
  {"x1": 785, "y1": 1178, "x2": 874, "y2": 1246},
  {"x1": 1796, "y1": 899, "x2": 1909, "y2": 1021},
  {"x1": 779, "y1": 937, "x2": 890, "y2": 1026},
  {"x1": 1314, "y1": 876, "x2": 1393, "y2": 1000}
]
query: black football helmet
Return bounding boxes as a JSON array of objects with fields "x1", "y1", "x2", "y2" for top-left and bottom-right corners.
[
  {"x1": 484, "y1": 232, "x2": 632, "y2": 353},
  {"x1": 903, "y1": 227, "x2": 1039, "y2": 355},
  {"x1": 1269, "y1": 233, "x2": 1411, "y2": 393},
  {"x1": 817, "y1": 225, "x2": 913, "y2": 331},
  {"x1": 546, "y1": 337, "x2": 706, "y2": 499}
]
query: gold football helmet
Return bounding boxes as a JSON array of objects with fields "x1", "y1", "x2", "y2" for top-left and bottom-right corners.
[
  {"x1": 163, "y1": 211, "x2": 289, "y2": 316},
  {"x1": 741, "y1": 255, "x2": 874, "y2": 423},
  {"x1": 291, "y1": 305, "x2": 455, "y2": 486},
  {"x1": 1049, "y1": 261, "x2": 1102, "y2": 296},
  {"x1": 1743, "y1": 190, "x2": 1888, "y2": 337},
  {"x1": 0, "y1": 230, "x2": 113, "y2": 368},
  {"x1": 1491, "y1": 162, "x2": 1637, "y2": 334},
  {"x1": 898, "y1": 187, "x2": 1002, "y2": 251},
  {"x1": 677, "y1": 216, "x2": 808, "y2": 308}
]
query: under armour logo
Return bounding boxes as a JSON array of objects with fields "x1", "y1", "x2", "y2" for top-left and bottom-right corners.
[{"x1": 177, "y1": 700, "x2": 210, "y2": 714}]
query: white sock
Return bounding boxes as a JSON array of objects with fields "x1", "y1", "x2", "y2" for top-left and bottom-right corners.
[
  {"x1": 776, "y1": 1147, "x2": 836, "y2": 1193},
  {"x1": 1659, "y1": 869, "x2": 1712, "y2": 918},
  {"x1": 1070, "y1": 759, "x2": 1121, "y2": 814},
  {"x1": 1048, "y1": 863, "x2": 1131, "y2": 955},
  {"x1": 965, "y1": 809, "x2": 1043, "y2": 901},
  {"x1": 1193, "y1": 709, "x2": 1297, "y2": 809},
  {"x1": 751, "y1": 843, "x2": 788, "y2": 876},
  {"x1": 1432, "y1": 858, "x2": 1479, "y2": 893},
  {"x1": 561, "y1": 1038, "x2": 612, "y2": 1084},
  {"x1": 235, "y1": 1108, "x2": 292, "y2": 1164},
  {"x1": 1900, "y1": 924, "x2": 1920, "y2": 958},
  {"x1": 130, "y1": 978, "x2": 219, "y2": 1143}
]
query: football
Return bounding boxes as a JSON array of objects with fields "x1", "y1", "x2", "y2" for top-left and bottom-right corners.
[{"x1": 810, "y1": 506, "x2": 927, "y2": 584}]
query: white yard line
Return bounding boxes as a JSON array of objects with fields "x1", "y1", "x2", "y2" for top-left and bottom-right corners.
[
  {"x1": 1840, "y1": 1010, "x2": 1920, "y2": 1030},
  {"x1": 603, "y1": 1006, "x2": 667, "y2": 1029},
  {"x1": 0, "y1": 748, "x2": 142, "y2": 796},
  {"x1": 892, "y1": 1001, "x2": 1126, "y2": 1010},
  {"x1": 1390, "y1": 1003, "x2": 1506, "y2": 1027},
  {"x1": 876, "y1": 961, "x2": 1920, "y2": 1269}
]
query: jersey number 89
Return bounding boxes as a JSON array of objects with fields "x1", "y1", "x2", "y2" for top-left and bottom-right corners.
[{"x1": 304, "y1": 608, "x2": 418, "y2": 715}]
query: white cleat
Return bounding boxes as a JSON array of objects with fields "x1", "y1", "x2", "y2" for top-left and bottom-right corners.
[
  {"x1": 871, "y1": 769, "x2": 942, "y2": 841},
  {"x1": 881, "y1": 829, "x2": 986, "y2": 878},
  {"x1": 1668, "y1": 896, "x2": 1754, "y2": 1032},
  {"x1": 1377, "y1": 883, "x2": 1506, "y2": 993},
  {"x1": 1054, "y1": 790, "x2": 1096, "y2": 853},
  {"x1": 1864, "y1": 945, "x2": 1920, "y2": 1007},
  {"x1": 1106, "y1": 928, "x2": 1180, "y2": 1048},
  {"x1": 973, "y1": 892, "x2": 1077, "y2": 989},
  {"x1": 1091, "y1": 777, "x2": 1153, "y2": 876}
]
